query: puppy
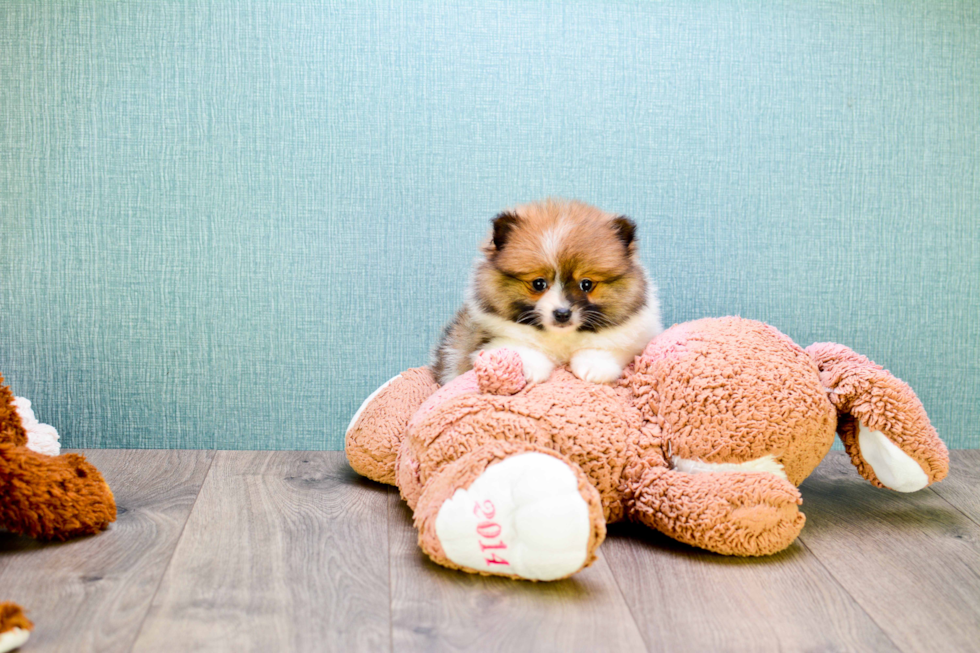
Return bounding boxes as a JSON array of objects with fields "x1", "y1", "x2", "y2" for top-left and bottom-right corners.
[{"x1": 432, "y1": 199, "x2": 662, "y2": 386}]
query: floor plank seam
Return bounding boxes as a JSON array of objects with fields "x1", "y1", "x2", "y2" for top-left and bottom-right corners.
[
  {"x1": 794, "y1": 535, "x2": 905, "y2": 653},
  {"x1": 929, "y1": 486, "x2": 980, "y2": 530},
  {"x1": 125, "y1": 449, "x2": 218, "y2": 653},
  {"x1": 387, "y1": 486, "x2": 395, "y2": 653},
  {"x1": 602, "y1": 545, "x2": 653, "y2": 653}
]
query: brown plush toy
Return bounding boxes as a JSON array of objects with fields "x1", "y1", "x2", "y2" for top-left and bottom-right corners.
[
  {"x1": 0, "y1": 604, "x2": 31, "y2": 653},
  {"x1": 0, "y1": 373, "x2": 117, "y2": 651},
  {"x1": 347, "y1": 317, "x2": 949, "y2": 582}
]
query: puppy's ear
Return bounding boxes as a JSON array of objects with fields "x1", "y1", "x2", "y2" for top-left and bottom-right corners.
[
  {"x1": 491, "y1": 211, "x2": 521, "y2": 251},
  {"x1": 611, "y1": 216, "x2": 636, "y2": 250}
]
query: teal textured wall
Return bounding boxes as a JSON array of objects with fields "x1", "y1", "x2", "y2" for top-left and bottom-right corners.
[{"x1": 1, "y1": 1, "x2": 977, "y2": 449}]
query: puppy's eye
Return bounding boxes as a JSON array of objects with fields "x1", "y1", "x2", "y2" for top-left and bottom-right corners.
[
  {"x1": 532, "y1": 278, "x2": 548, "y2": 292},
  {"x1": 579, "y1": 279, "x2": 594, "y2": 292}
]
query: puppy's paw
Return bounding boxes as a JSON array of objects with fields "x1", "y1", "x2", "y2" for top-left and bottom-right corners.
[
  {"x1": 515, "y1": 348, "x2": 556, "y2": 384},
  {"x1": 571, "y1": 349, "x2": 624, "y2": 384}
]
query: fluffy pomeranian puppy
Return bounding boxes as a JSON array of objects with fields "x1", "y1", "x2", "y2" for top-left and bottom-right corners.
[{"x1": 432, "y1": 199, "x2": 663, "y2": 386}]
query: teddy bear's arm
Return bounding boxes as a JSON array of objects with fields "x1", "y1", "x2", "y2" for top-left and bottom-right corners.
[
  {"x1": 625, "y1": 465, "x2": 805, "y2": 556},
  {"x1": 806, "y1": 343, "x2": 949, "y2": 492},
  {"x1": 345, "y1": 367, "x2": 439, "y2": 485}
]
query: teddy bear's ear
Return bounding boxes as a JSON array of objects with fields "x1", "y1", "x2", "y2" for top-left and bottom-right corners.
[
  {"x1": 0, "y1": 373, "x2": 28, "y2": 447},
  {"x1": 805, "y1": 343, "x2": 948, "y2": 492}
]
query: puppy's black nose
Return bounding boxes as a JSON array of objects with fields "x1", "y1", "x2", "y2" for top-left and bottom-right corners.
[{"x1": 553, "y1": 308, "x2": 572, "y2": 323}]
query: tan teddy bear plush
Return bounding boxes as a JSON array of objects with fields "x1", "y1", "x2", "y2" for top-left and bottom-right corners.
[{"x1": 346, "y1": 317, "x2": 948, "y2": 582}]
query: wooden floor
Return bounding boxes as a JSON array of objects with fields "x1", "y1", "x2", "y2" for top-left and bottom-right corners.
[{"x1": 1, "y1": 450, "x2": 977, "y2": 653}]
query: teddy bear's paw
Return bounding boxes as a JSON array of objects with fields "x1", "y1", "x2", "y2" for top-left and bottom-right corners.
[
  {"x1": 434, "y1": 453, "x2": 592, "y2": 581},
  {"x1": 570, "y1": 349, "x2": 624, "y2": 384},
  {"x1": 474, "y1": 349, "x2": 526, "y2": 395},
  {"x1": 856, "y1": 422, "x2": 929, "y2": 492},
  {"x1": 726, "y1": 483, "x2": 806, "y2": 555},
  {"x1": 0, "y1": 627, "x2": 30, "y2": 653},
  {"x1": 0, "y1": 603, "x2": 32, "y2": 653}
]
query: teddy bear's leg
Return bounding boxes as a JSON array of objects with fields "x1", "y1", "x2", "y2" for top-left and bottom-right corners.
[
  {"x1": 411, "y1": 442, "x2": 606, "y2": 581},
  {"x1": 345, "y1": 367, "x2": 439, "y2": 485},
  {"x1": 806, "y1": 343, "x2": 949, "y2": 492},
  {"x1": 624, "y1": 463, "x2": 805, "y2": 556},
  {"x1": 0, "y1": 446, "x2": 116, "y2": 540},
  {"x1": 395, "y1": 435, "x2": 425, "y2": 510}
]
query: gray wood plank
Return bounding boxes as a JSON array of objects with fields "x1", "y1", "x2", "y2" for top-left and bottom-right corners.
[
  {"x1": 131, "y1": 451, "x2": 390, "y2": 653},
  {"x1": 797, "y1": 451, "x2": 980, "y2": 653},
  {"x1": 931, "y1": 450, "x2": 980, "y2": 526},
  {"x1": 0, "y1": 449, "x2": 214, "y2": 653},
  {"x1": 388, "y1": 492, "x2": 648, "y2": 653},
  {"x1": 603, "y1": 523, "x2": 897, "y2": 653}
]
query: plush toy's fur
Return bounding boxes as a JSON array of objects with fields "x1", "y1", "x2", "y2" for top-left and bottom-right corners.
[
  {"x1": 0, "y1": 374, "x2": 116, "y2": 540},
  {"x1": 347, "y1": 317, "x2": 949, "y2": 581},
  {"x1": 0, "y1": 603, "x2": 32, "y2": 653},
  {"x1": 0, "y1": 372, "x2": 117, "y2": 651}
]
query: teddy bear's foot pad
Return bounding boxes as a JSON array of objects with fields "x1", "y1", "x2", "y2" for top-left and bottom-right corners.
[
  {"x1": 434, "y1": 453, "x2": 591, "y2": 581},
  {"x1": 0, "y1": 628, "x2": 30, "y2": 653},
  {"x1": 858, "y1": 421, "x2": 928, "y2": 492}
]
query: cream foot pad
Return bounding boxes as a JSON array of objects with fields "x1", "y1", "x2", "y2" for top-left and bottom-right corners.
[
  {"x1": 858, "y1": 421, "x2": 929, "y2": 493},
  {"x1": 435, "y1": 453, "x2": 591, "y2": 581},
  {"x1": 0, "y1": 628, "x2": 30, "y2": 653}
]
